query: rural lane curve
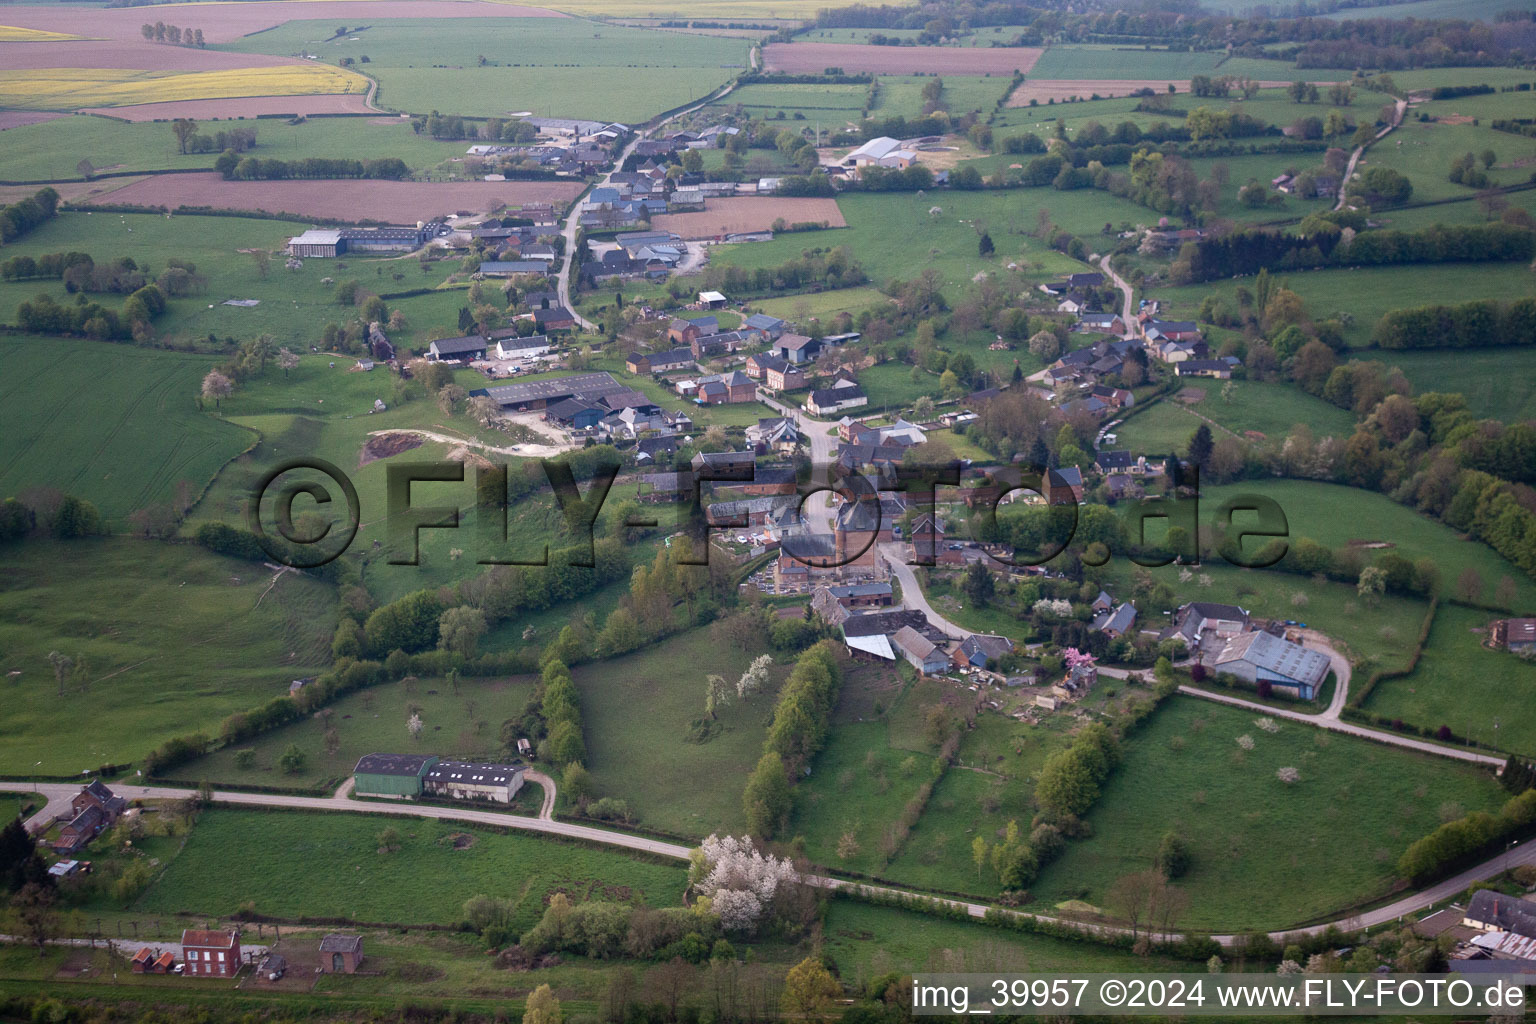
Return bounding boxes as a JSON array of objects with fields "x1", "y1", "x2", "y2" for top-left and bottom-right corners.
[
  {"x1": 5, "y1": 776, "x2": 1530, "y2": 946},
  {"x1": 1335, "y1": 96, "x2": 1408, "y2": 212}
]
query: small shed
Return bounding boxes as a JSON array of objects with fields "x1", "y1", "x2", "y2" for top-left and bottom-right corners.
[
  {"x1": 698, "y1": 290, "x2": 727, "y2": 309},
  {"x1": 319, "y1": 934, "x2": 364, "y2": 974}
]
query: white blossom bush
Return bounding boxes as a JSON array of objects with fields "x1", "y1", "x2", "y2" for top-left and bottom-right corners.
[
  {"x1": 737, "y1": 654, "x2": 773, "y2": 699},
  {"x1": 1276, "y1": 960, "x2": 1303, "y2": 976},
  {"x1": 1277, "y1": 766, "x2": 1301, "y2": 784},
  {"x1": 1033, "y1": 598, "x2": 1073, "y2": 618},
  {"x1": 1178, "y1": 569, "x2": 1194, "y2": 583},
  {"x1": 1236, "y1": 734, "x2": 1255, "y2": 751},
  {"x1": 1254, "y1": 717, "x2": 1279, "y2": 734},
  {"x1": 689, "y1": 834, "x2": 799, "y2": 933}
]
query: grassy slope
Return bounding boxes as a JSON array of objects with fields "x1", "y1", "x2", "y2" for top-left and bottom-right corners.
[
  {"x1": 1363, "y1": 604, "x2": 1536, "y2": 755},
  {"x1": 0, "y1": 211, "x2": 481, "y2": 352},
  {"x1": 0, "y1": 337, "x2": 254, "y2": 526},
  {"x1": 1197, "y1": 479, "x2": 1536, "y2": 610},
  {"x1": 132, "y1": 808, "x2": 686, "y2": 931},
  {"x1": 574, "y1": 627, "x2": 786, "y2": 838},
  {"x1": 1031, "y1": 696, "x2": 1505, "y2": 930},
  {"x1": 0, "y1": 538, "x2": 335, "y2": 772},
  {"x1": 1110, "y1": 380, "x2": 1357, "y2": 451},
  {"x1": 1150, "y1": 262, "x2": 1536, "y2": 348},
  {"x1": 179, "y1": 673, "x2": 538, "y2": 790},
  {"x1": 1027, "y1": 46, "x2": 1226, "y2": 80},
  {"x1": 222, "y1": 18, "x2": 745, "y2": 122},
  {"x1": 0, "y1": 115, "x2": 472, "y2": 182},
  {"x1": 1377, "y1": 347, "x2": 1536, "y2": 422}
]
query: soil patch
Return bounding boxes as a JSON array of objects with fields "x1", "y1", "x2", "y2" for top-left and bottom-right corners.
[
  {"x1": 445, "y1": 831, "x2": 476, "y2": 850},
  {"x1": 1177, "y1": 387, "x2": 1206, "y2": 403},
  {"x1": 652, "y1": 196, "x2": 845, "y2": 238},
  {"x1": 0, "y1": 110, "x2": 66, "y2": 131},
  {"x1": 359, "y1": 430, "x2": 424, "y2": 467}
]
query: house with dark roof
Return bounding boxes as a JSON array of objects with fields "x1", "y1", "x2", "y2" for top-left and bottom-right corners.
[
  {"x1": 1467, "y1": 888, "x2": 1536, "y2": 939},
  {"x1": 639, "y1": 471, "x2": 694, "y2": 503},
  {"x1": 806, "y1": 382, "x2": 868, "y2": 417},
  {"x1": 533, "y1": 307, "x2": 577, "y2": 332},
  {"x1": 746, "y1": 416, "x2": 799, "y2": 454},
  {"x1": 428, "y1": 335, "x2": 488, "y2": 361},
  {"x1": 1176, "y1": 358, "x2": 1236, "y2": 379},
  {"x1": 1091, "y1": 602, "x2": 1138, "y2": 638},
  {"x1": 1166, "y1": 602, "x2": 1250, "y2": 646},
  {"x1": 694, "y1": 371, "x2": 755, "y2": 405},
  {"x1": 1045, "y1": 467, "x2": 1084, "y2": 505},
  {"x1": 952, "y1": 633, "x2": 1014, "y2": 670},
  {"x1": 742, "y1": 465, "x2": 798, "y2": 496},
  {"x1": 627, "y1": 347, "x2": 696, "y2": 375},
  {"x1": 773, "y1": 333, "x2": 819, "y2": 364},
  {"x1": 52, "y1": 781, "x2": 126, "y2": 854}
]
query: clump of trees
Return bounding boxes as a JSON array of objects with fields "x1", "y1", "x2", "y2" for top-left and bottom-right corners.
[
  {"x1": 0, "y1": 187, "x2": 59, "y2": 244},
  {"x1": 744, "y1": 642, "x2": 841, "y2": 837},
  {"x1": 140, "y1": 21, "x2": 204, "y2": 46}
]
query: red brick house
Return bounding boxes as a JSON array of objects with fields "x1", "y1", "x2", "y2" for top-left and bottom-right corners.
[
  {"x1": 319, "y1": 934, "x2": 364, "y2": 974},
  {"x1": 53, "y1": 780, "x2": 126, "y2": 854},
  {"x1": 181, "y1": 929, "x2": 242, "y2": 978},
  {"x1": 838, "y1": 416, "x2": 877, "y2": 443},
  {"x1": 742, "y1": 466, "x2": 797, "y2": 496},
  {"x1": 667, "y1": 318, "x2": 702, "y2": 346},
  {"x1": 1045, "y1": 467, "x2": 1084, "y2": 505},
  {"x1": 765, "y1": 363, "x2": 807, "y2": 392}
]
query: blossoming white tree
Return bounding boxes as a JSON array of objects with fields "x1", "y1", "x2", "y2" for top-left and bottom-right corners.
[
  {"x1": 737, "y1": 655, "x2": 773, "y2": 700},
  {"x1": 689, "y1": 834, "x2": 799, "y2": 933}
]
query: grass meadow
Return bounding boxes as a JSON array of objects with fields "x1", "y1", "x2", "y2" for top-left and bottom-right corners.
[
  {"x1": 0, "y1": 211, "x2": 482, "y2": 353},
  {"x1": 1026, "y1": 45, "x2": 1227, "y2": 81},
  {"x1": 1150, "y1": 262, "x2": 1536, "y2": 348},
  {"x1": 132, "y1": 808, "x2": 687, "y2": 930},
  {"x1": 181, "y1": 673, "x2": 540, "y2": 791},
  {"x1": 0, "y1": 337, "x2": 255, "y2": 526},
  {"x1": 1110, "y1": 380, "x2": 1357, "y2": 451},
  {"x1": 573, "y1": 627, "x2": 789, "y2": 838},
  {"x1": 1195, "y1": 479, "x2": 1536, "y2": 611},
  {"x1": 0, "y1": 114, "x2": 476, "y2": 182},
  {"x1": 0, "y1": 538, "x2": 336, "y2": 773},
  {"x1": 1362, "y1": 604, "x2": 1536, "y2": 756},
  {"x1": 223, "y1": 18, "x2": 746, "y2": 121},
  {"x1": 1031, "y1": 696, "x2": 1506, "y2": 930},
  {"x1": 1377, "y1": 347, "x2": 1536, "y2": 422}
]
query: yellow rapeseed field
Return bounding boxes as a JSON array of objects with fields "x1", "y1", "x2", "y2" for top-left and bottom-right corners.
[
  {"x1": 0, "y1": 65, "x2": 370, "y2": 110},
  {"x1": 0, "y1": 25, "x2": 89, "y2": 41}
]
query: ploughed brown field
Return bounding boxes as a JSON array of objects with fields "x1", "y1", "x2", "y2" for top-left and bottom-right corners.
[
  {"x1": 0, "y1": 178, "x2": 143, "y2": 206},
  {"x1": 0, "y1": 110, "x2": 66, "y2": 131},
  {"x1": 763, "y1": 42, "x2": 1040, "y2": 76},
  {"x1": 89, "y1": 172, "x2": 583, "y2": 222},
  {"x1": 0, "y1": 0, "x2": 565, "y2": 43},
  {"x1": 2, "y1": 41, "x2": 302, "y2": 71},
  {"x1": 1005, "y1": 78, "x2": 1310, "y2": 106},
  {"x1": 651, "y1": 197, "x2": 845, "y2": 239},
  {"x1": 80, "y1": 94, "x2": 378, "y2": 121}
]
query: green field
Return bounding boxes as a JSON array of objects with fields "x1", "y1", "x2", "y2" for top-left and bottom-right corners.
[
  {"x1": 716, "y1": 82, "x2": 867, "y2": 123},
  {"x1": 0, "y1": 538, "x2": 335, "y2": 773},
  {"x1": 179, "y1": 673, "x2": 539, "y2": 790},
  {"x1": 1031, "y1": 696, "x2": 1506, "y2": 930},
  {"x1": 1150, "y1": 262, "x2": 1536, "y2": 348},
  {"x1": 1362, "y1": 116, "x2": 1536, "y2": 206},
  {"x1": 753, "y1": 284, "x2": 887, "y2": 323},
  {"x1": 1111, "y1": 381, "x2": 1357, "y2": 453},
  {"x1": 856, "y1": 360, "x2": 942, "y2": 410},
  {"x1": 1196, "y1": 479, "x2": 1536, "y2": 611},
  {"x1": 1329, "y1": 0, "x2": 1531, "y2": 20},
  {"x1": 0, "y1": 337, "x2": 255, "y2": 526},
  {"x1": 223, "y1": 18, "x2": 746, "y2": 122},
  {"x1": 1027, "y1": 46, "x2": 1226, "y2": 81},
  {"x1": 1362, "y1": 603, "x2": 1536, "y2": 755},
  {"x1": 0, "y1": 211, "x2": 482, "y2": 352},
  {"x1": 0, "y1": 114, "x2": 473, "y2": 183},
  {"x1": 1377, "y1": 347, "x2": 1536, "y2": 422},
  {"x1": 132, "y1": 808, "x2": 687, "y2": 930},
  {"x1": 711, "y1": 192, "x2": 1116, "y2": 303},
  {"x1": 574, "y1": 627, "x2": 787, "y2": 837}
]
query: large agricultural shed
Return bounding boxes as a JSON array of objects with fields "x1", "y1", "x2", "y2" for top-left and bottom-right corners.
[{"x1": 353, "y1": 753, "x2": 438, "y2": 798}]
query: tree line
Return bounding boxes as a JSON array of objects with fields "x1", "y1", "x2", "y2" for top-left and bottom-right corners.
[
  {"x1": 0, "y1": 187, "x2": 59, "y2": 245},
  {"x1": 140, "y1": 20, "x2": 204, "y2": 46},
  {"x1": 214, "y1": 151, "x2": 410, "y2": 181},
  {"x1": 1374, "y1": 297, "x2": 1536, "y2": 350},
  {"x1": 743, "y1": 641, "x2": 842, "y2": 838}
]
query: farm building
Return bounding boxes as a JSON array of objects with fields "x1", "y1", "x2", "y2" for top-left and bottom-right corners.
[
  {"x1": 1465, "y1": 888, "x2": 1536, "y2": 939},
  {"x1": 1493, "y1": 618, "x2": 1536, "y2": 652},
  {"x1": 181, "y1": 929, "x2": 242, "y2": 978},
  {"x1": 287, "y1": 229, "x2": 343, "y2": 258},
  {"x1": 493, "y1": 334, "x2": 553, "y2": 360},
  {"x1": 319, "y1": 935, "x2": 365, "y2": 974},
  {"x1": 481, "y1": 372, "x2": 628, "y2": 411},
  {"x1": 843, "y1": 136, "x2": 916, "y2": 170},
  {"x1": 428, "y1": 335, "x2": 488, "y2": 361},
  {"x1": 953, "y1": 633, "x2": 1014, "y2": 670},
  {"x1": 479, "y1": 260, "x2": 551, "y2": 278},
  {"x1": 805, "y1": 382, "x2": 868, "y2": 416},
  {"x1": 698, "y1": 290, "x2": 728, "y2": 309},
  {"x1": 352, "y1": 753, "x2": 439, "y2": 798},
  {"x1": 533, "y1": 307, "x2": 578, "y2": 332},
  {"x1": 627, "y1": 347, "x2": 696, "y2": 375},
  {"x1": 342, "y1": 225, "x2": 432, "y2": 253},
  {"x1": 1211, "y1": 630, "x2": 1331, "y2": 700},
  {"x1": 1167, "y1": 602, "x2": 1250, "y2": 645},
  {"x1": 892, "y1": 626, "x2": 948, "y2": 675},
  {"x1": 744, "y1": 313, "x2": 786, "y2": 339}
]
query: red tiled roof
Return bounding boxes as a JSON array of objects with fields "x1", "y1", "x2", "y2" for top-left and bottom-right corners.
[{"x1": 181, "y1": 929, "x2": 237, "y2": 948}]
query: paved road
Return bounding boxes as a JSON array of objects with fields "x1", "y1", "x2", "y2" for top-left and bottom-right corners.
[
  {"x1": 1335, "y1": 96, "x2": 1407, "y2": 212},
  {"x1": 879, "y1": 542, "x2": 968, "y2": 640},
  {"x1": 5, "y1": 773, "x2": 1525, "y2": 945},
  {"x1": 758, "y1": 392, "x2": 838, "y2": 534},
  {"x1": 1098, "y1": 253, "x2": 1137, "y2": 337}
]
